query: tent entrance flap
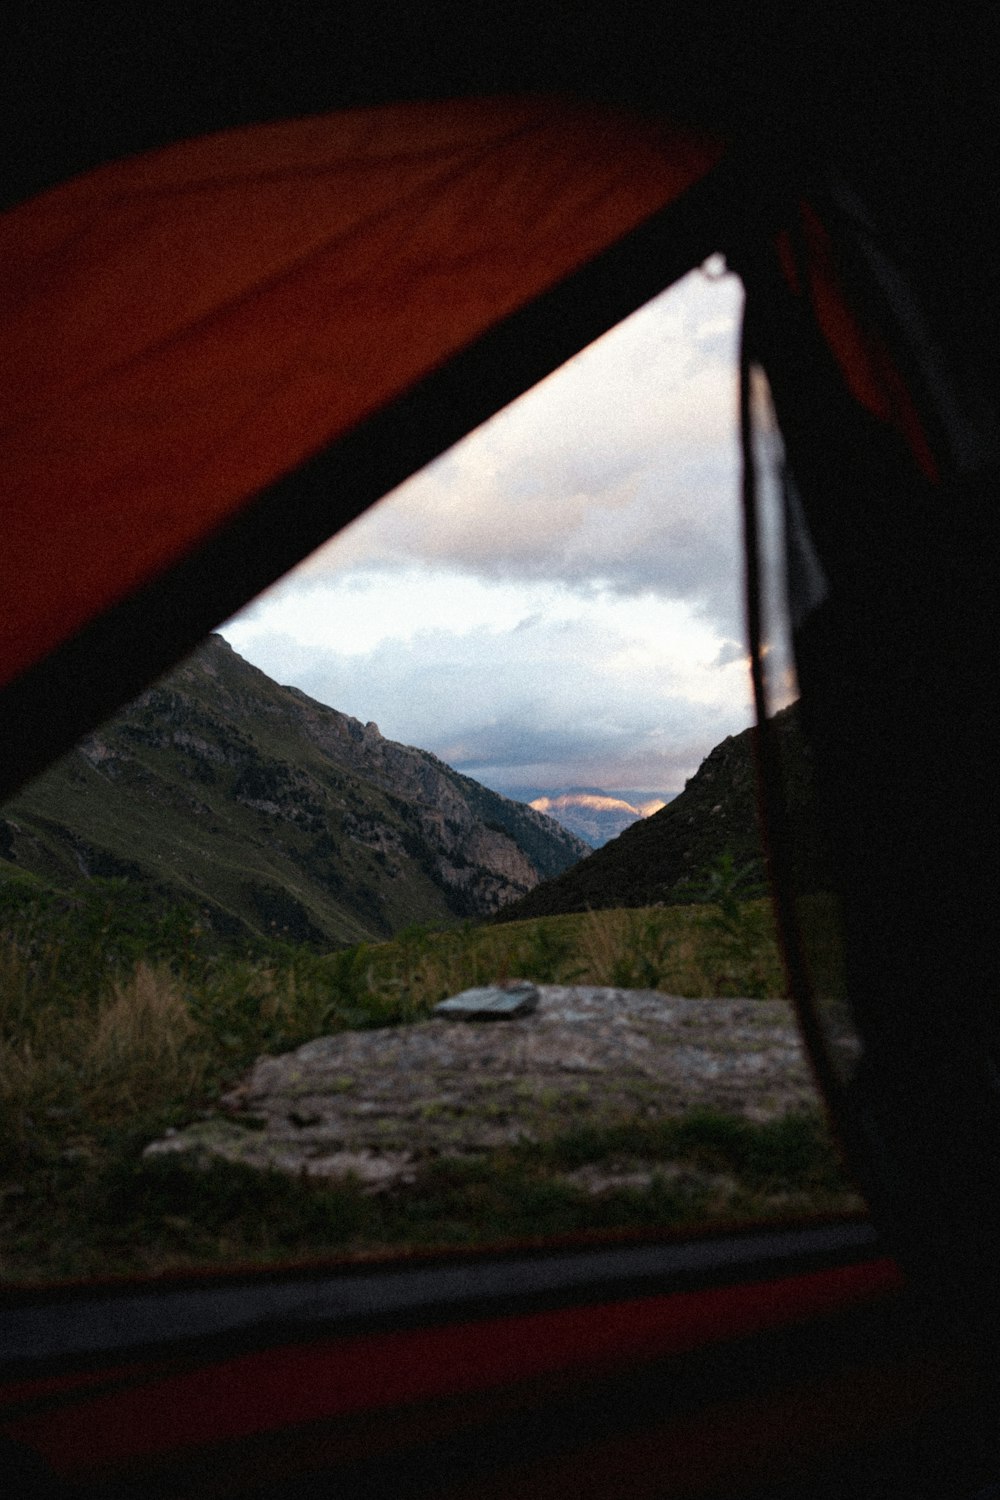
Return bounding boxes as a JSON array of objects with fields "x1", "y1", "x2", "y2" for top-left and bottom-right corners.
[{"x1": 0, "y1": 103, "x2": 732, "y2": 799}]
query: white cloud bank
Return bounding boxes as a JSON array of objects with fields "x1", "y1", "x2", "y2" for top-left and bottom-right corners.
[{"x1": 222, "y1": 267, "x2": 755, "y2": 793}]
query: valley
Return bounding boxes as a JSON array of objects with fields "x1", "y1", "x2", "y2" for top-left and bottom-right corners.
[{"x1": 0, "y1": 652, "x2": 843, "y2": 1284}]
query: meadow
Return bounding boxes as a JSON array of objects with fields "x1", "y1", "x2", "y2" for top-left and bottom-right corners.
[{"x1": 0, "y1": 875, "x2": 859, "y2": 1282}]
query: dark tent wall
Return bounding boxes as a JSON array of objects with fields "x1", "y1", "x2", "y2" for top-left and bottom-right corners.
[
  {"x1": 5, "y1": 6, "x2": 996, "y2": 209},
  {"x1": 0, "y1": 4, "x2": 888, "y2": 209}
]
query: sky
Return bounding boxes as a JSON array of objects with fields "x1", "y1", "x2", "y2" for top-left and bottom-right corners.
[{"x1": 220, "y1": 264, "x2": 755, "y2": 799}]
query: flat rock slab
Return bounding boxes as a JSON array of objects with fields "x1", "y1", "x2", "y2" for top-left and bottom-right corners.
[
  {"x1": 433, "y1": 982, "x2": 540, "y2": 1019},
  {"x1": 145, "y1": 987, "x2": 819, "y2": 1190}
]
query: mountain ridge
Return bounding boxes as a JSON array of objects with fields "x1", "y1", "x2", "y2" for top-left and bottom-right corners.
[
  {"x1": 0, "y1": 636, "x2": 589, "y2": 945},
  {"x1": 495, "y1": 705, "x2": 820, "y2": 920}
]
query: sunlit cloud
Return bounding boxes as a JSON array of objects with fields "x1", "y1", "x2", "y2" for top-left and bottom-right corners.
[
  {"x1": 221, "y1": 268, "x2": 753, "y2": 795},
  {"x1": 530, "y1": 792, "x2": 667, "y2": 819},
  {"x1": 224, "y1": 599, "x2": 753, "y2": 793},
  {"x1": 284, "y1": 269, "x2": 744, "y2": 630}
]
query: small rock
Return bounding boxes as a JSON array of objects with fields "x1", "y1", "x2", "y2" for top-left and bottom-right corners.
[
  {"x1": 142, "y1": 1119, "x2": 253, "y2": 1162},
  {"x1": 433, "y1": 982, "x2": 540, "y2": 1021},
  {"x1": 303, "y1": 1150, "x2": 416, "y2": 1190}
]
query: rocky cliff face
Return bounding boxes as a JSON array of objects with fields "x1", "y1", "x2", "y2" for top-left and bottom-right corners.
[{"x1": 0, "y1": 636, "x2": 589, "y2": 944}]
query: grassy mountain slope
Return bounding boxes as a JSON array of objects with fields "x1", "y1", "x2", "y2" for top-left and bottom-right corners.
[
  {"x1": 495, "y1": 706, "x2": 821, "y2": 919},
  {"x1": 0, "y1": 637, "x2": 588, "y2": 945}
]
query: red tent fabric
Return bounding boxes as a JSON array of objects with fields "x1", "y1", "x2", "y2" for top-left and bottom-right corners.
[{"x1": 0, "y1": 99, "x2": 719, "y2": 699}]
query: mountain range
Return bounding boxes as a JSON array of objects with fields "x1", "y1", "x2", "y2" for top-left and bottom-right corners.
[{"x1": 0, "y1": 637, "x2": 588, "y2": 946}]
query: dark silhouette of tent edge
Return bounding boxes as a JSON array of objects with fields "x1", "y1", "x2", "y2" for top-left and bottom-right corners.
[{"x1": 0, "y1": 142, "x2": 780, "y2": 802}]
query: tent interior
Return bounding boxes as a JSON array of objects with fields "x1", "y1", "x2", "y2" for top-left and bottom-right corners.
[{"x1": 2, "y1": 6, "x2": 998, "y2": 1495}]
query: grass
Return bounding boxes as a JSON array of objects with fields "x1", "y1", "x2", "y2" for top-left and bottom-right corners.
[
  {"x1": 2, "y1": 1111, "x2": 855, "y2": 1283},
  {"x1": 0, "y1": 876, "x2": 855, "y2": 1283}
]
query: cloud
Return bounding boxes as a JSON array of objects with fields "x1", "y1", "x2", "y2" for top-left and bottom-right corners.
[
  {"x1": 221, "y1": 267, "x2": 753, "y2": 797},
  {"x1": 225, "y1": 600, "x2": 753, "y2": 794},
  {"x1": 289, "y1": 269, "x2": 745, "y2": 636},
  {"x1": 712, "y1": 639, "x2": 747, "y2": 668},
  {"x1": 531, "y1": 792, "x2": 642, "y2": 817}
]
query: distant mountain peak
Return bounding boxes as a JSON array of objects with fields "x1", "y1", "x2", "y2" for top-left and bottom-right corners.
[
  {"x1": 525, "y1": 788, "x2": 669, "y2": 848},
  {"x1": 531, "y1": 793, "x2": 641, "y2": 815}
]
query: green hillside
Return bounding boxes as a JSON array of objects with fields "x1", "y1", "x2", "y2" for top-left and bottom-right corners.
[
  {"x1": 0, "y1": 637, "x2": 588, "y2": 946},
  {"x1": 496, "y1": 705, "x2": 823, "y2": 920}
]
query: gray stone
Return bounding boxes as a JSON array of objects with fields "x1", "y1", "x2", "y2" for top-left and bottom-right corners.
[
  {"x1": 433, "y1": 982, "x2": 540, "y2": 1020},
  {"x1": 143, "y1": 988, "x2": 824, "y2": 1192}
]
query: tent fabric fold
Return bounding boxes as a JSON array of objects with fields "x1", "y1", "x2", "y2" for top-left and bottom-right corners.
[
  {"x1": 0, "y1": 98, "x2": 720, "y2": 703},
  {"x1": 0, "y1": 90, "x2": 956, "y2": 804}
]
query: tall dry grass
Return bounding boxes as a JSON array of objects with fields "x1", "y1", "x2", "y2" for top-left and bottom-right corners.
[
  {"x1": 314, "y1": 900, "x2": 785, "y2": 1024},
  {"x1": 0, "y1": 893, "x2": 785, "y2": 1176},
  {"x1": 0, "y1": 884, "x2": 828, "y2": 1283},
  {"x1": 1, "y1": 959, "x2": 206, "y2": 1151},
  {"x1": 82, "y1": 963, "x2": 204, "y2": 1118}
]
